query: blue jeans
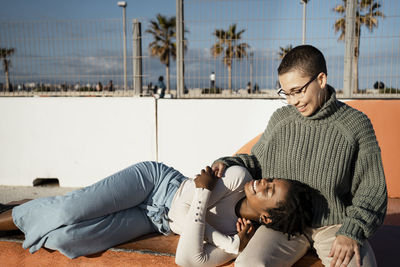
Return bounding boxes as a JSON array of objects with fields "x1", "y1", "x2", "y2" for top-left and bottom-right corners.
[{"x1": 12, "y1": 161, "x2": 186, "y2": 258}]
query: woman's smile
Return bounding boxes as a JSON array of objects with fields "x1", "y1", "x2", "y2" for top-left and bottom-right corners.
[
  {"x1": 296, "y1": 104, "x2": 307, "y2": 113},
  {"x1": 278, "y1": 70, "x2": 328, "y2": 117},
  {"x1": 246, "y1": 179, "x2": 259, "y2": 194},
  {"x1": 252, "y1": 180, "x2": 257, "y2": 193}
]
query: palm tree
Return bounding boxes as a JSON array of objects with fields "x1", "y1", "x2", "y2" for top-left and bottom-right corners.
[
  {"x1": 278, "y1": 45, "x2": 293, "y2": 60},
  {"x1": 0, "y1": 48, "x2": 15, "y2": 92},
  {"x1": 333, "y1": 0, "x2": 384, "y2": 92},
  {"x1": 146, "y1": 14, "x2": 187, "y2": 93},
  {"x1": 211, "y1": 24, "x2": 250, "y2": 93}
]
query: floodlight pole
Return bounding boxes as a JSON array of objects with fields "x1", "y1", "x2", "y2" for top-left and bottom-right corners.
[
  {"x1": 343, "y1": 0, "x2": 356, "y2": 98},
  {"x1": 133, "y1": 19, "x2": 143, "y2": 96},
  {"x1": 118, "y1": 1, "x2": 128, "y2": 91},
  {"x1": 176, "y1": 0, "x2": 185, "y2": 98},
  {"x1": 301, "y1": 0, "x2": 308, "y2": 44}
]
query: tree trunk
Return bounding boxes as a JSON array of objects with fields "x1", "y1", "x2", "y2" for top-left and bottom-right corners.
[
  {"x1": 166, "y1": 63, "x2": 170, "y2": 94},
  {"x1": 5, "y1": 70, "x2": 10, "y2": 92},
  {"x1": 228, "y1": 65, "x2": 232, "y2": 94},
  {"x1": 352, "y1": 28, "x2": 361, "y2": 93},
  {"x1": 352, "y1": 49, "x2": 359, "y2": 93}
]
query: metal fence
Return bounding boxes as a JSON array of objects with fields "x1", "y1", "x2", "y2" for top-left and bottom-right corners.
[
  {"x1": 179, "y1": 0, "x2": 400, "y2": 98},
  {"x1": 0, "y1": 0, "x2": 399, "y2": 98}
]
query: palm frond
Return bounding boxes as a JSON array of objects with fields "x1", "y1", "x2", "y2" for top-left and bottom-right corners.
[
  {"x1": 211, "y1": 43, "x2": 224, "y2": 57},
  {"x1": 333, "y1": 4, "x2": 346, "y2": 13},
  {"x1": 278, "y1": 45, "x2": 293, "y2": 59},
  {"x1": 333, "y1": 0, "x2": 384, "y2": 40}
]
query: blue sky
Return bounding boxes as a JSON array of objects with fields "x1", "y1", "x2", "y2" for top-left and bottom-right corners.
[
  {"x1": 0, "y1": 0, "x2": 176, "y2": 21},
  {"x1": 0, "y1": 0, "x2": 399, "y2": 90}
]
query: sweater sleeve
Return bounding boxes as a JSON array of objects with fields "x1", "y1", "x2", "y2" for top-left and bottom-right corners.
[
  {"x1": 336, "y1": 118, "x2": 388, "y2": 245},
  {"x1": 213, "y1": 153, "x2": 261, "y2": 181},
  {"x1": 175, "y1": 188, "x2": 238, "y2": 267}
]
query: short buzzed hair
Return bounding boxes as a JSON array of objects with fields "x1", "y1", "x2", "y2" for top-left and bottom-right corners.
[{"x1": 278, "y1": 45, "x2": 327, "y2": 78}]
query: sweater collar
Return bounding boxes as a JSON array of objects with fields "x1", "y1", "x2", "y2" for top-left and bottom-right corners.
[{"x1": 291, "y1": 85, "x2": 341, "y2": 121}]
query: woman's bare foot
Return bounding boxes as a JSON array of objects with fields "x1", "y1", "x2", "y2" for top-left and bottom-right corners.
[
  {"x1": 0, "y1": 200, "x2": 30, "y2": 231},
  {"x1": 0, "y1": 209, "x2": 18, "y2": 230},
  {"x1": 7, "y1": 199, "x2": 31, "y2": 205}
]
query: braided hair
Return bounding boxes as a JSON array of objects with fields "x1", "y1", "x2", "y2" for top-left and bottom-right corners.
[{"x1": 262, "y1": 179, "x2": 315, "y2": 239}]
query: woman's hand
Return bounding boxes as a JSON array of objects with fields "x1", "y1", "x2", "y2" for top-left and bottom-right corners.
[
  {"x1": 329, "y1": 235, "x2": 361, "y2": 267},
  {"x1": 211, "y1": 161, "x2": 227, "y2": 178},
  {"x1": 236, "y1": 218, "x2": 255, "y2": 252},
  {"x1": 194, "y1": 166, "x2": 218, "y2": 191}
]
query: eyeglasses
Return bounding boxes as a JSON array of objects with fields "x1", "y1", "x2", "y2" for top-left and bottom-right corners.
[{"x1": 277, "y1": 73, "x2": 319, "y2": 101}]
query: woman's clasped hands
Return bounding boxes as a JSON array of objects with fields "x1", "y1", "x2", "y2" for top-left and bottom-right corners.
[{"x1": 194, "y1": 166, "x2": 219, "y2": 190}]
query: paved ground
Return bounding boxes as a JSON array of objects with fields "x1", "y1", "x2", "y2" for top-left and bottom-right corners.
[{"x1": 0, "y1": 185, "x2": 79, "y2": 203}]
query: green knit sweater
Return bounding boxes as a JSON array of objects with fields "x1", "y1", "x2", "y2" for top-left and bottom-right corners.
[{"x1": 216, "y1": 86, "x2": 387, "y2": 245}]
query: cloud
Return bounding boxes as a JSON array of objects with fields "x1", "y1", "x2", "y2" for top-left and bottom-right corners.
[{"x1": 81, "y1": 56, "x2": 120, "y2": 73}]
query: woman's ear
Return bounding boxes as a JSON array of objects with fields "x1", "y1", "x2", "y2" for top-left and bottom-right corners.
[
  {"x1": 260, "y1": 213, "x2": 272, "y2": 225},
  {"x1": 317, "y1": 72, "x2": 327, "y2": 89}
]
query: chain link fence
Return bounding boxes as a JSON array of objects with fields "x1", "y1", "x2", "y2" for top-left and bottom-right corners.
[
  {"x1": 0, "y1": 19, "x2": 128, "y2": 94},
  {"x1": 0, "y1": 0, "x2": 399, "y2": 98}
]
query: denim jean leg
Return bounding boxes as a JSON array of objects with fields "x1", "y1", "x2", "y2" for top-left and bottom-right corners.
[
  {"x1": 13, "y1": 161, "x2": 165, "y2": 252},
  {"x1": 42, "y1": 206, "x2": 155, "y2": 259}
]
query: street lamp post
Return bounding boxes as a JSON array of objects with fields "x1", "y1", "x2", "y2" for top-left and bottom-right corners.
[
  {"x1": 301, "y1": 0, "x2": 308, "y2": 45},
  {"x1": 249, "y1": 51, "x2": 254, "y2": 92},
  {"x1": 118, "y1": 1, "x2": 127, "y2": 91}
]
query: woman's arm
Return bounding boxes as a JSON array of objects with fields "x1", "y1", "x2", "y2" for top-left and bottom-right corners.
[
  {"x1": 203, "y1": 221, "x2": 240, "y2": 254},
  {"x1": 336, "y1": 116, "x2": 387, "y2": 244},
  {"x1": 212, "y1": 154, "x2": 261, "y2": 180},
  {"x1": 175, "y1": 187, "x2": 238, "y2": 267},
  {"x1": 330, "y1": 114, "x2": 388, "y2": 267},
  {"x1": 175, "y1": 167, "x2": 253, "y2": 266}
]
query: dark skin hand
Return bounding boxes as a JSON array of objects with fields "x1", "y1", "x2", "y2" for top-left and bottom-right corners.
[
  {"x1": 236, "y1": 217, "x2": 255, "y2": 252},
  {"x1": 211, "y1": 161, "x2": 227, "y2": 178},
  {"x1": 194, "y1": 166, "x2": 219, "y2": 191}
]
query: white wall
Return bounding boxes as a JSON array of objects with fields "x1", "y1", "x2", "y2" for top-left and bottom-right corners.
[
  {"x1": 0, "y1": 97, "x2": 283, "y2": 187},
  {"x1": 0, "y1": 97, "x2": 157, "y2": 187},
  {"x1": 157, "y1": 99, "x2": 284, "y2": 178}
]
